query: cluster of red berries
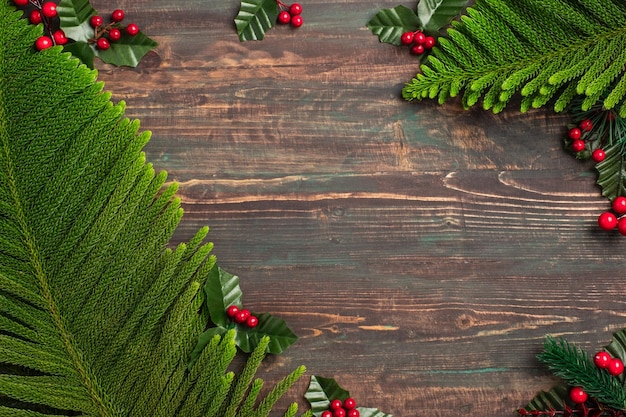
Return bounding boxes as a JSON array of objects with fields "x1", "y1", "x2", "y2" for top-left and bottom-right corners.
[
  {"x1": 12, "y1": 0, "x2": 68, "y2": 49},
  {"x1": 276, "y1": 1, "x2": 303, "y2": 28},
  {"x1": 89, "y1": 10, "x2": 139, "y2": 51},
  {"x1": 569, "y1": 351, "x2": 624, "y2": 404},
  {"x1": 321, "y1": 398, "x2": 359, "y2": 417},
  {"x1": 597, "y1": 196, "x2": 626, "y2": 234},
  {"x1": 226, "y1": 305, "x2": 259, "y2": 328},
  {"x1": 400, "y1": 30, "x2": 436, "y2": 55},
  {"x1": 567, "y1": 119, "x2": 606, "y2": 163}
]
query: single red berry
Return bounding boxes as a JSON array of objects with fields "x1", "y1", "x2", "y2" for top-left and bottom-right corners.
[
  {"x1": 13, "y1": 0, "x2": 28, "y2": 6},
  {"x1": 35, "y1": 36, "x2": 53, "y2": 51},
  {"x1": 108, "y1": 28, "x2": 122, "y2": 41},
  {"x1": 598, "y1": 211, "x2": 618, "y2": 231},
  {"x1": 594, "y1": 351, "x2": 612, "y2": 369},
  {"x1": 570, "y1": 139, "x2": 585, "y2": 153},
  {"x1": 289, "y1": 3, "x2": 302, "y2": 15},
  {"x1": 96, "y1": 37, "x2": 110, "y2": 50},
  {"x1": 234, "y1": 310, "x2": 248, "y2": 323},
  {"x1": 90, "y1": 15, "x2": 104, "y2": 27},
  {"x1": 608, "y1": 358, "x2": 625, "y2": 376},
  {"x1": 322, "y1": 412, "x2": 333, "y2": 417},
  {"x1": 246, "y1": 315, "x2": 259, "y2": 328},
  {"x1": 125, "y1": 23, "x2": 139, "y2": 36},
  {"x1": 290, "y1": 14, "x2": 303, "y2": 28},
  {"x1": 413, "y1": 31, "x2": 426, "y2": 44},
  {"x1": 277, "y1": 11, "x2": 291, "y2": 24},
  {"x1": 569, "y1": 387, "x2": 588, "y2": 404},
  {"x1": 41, "y1": 2, "x2": 57, "y2": 18},
  {"x1": 226, "y1": 305, "x2": 239, "y2": 318},
  {"x1": 29, "y1": 10, "x2": 42, "y2": 25},
  {"x1": 612, "y1": 196, "x2": 626, "y2": 215},
  {"x1": 568, "y1": 127, "x2": 582, "y2": 140},
  {"x1": 618, "y1": 218, "x2": 626, "y2": 236},
  {"x1": 343, "y1": 398, "x2": 356, "y2": 410},
  {"x1": 411, "y1": 44, "x2": 425, "y2": 55},
  {"x1": 347, "y1": 410, "x2": 360, "y2": 417},
  {"x1": 111, "y1": 9, "x2": 125, "y2": 22},
  {"x1": 333, "y1": 409, "x2": 346, "y2": 417},
  {"x1": 579, "y1": 119, "x2": 593, "y2": 132},
  {"x1": 591, "y1": 148, "x2": 606, "y2": 163},
  {"x1": 423, "y1": 36, "x2": 436, "y2": 49},
  {"x1": 330, "y1": 399, "x2": 343, "y2": 410},
  {"x1": 53, "y1": 30, "x2": 68, "y2": 45},
  {"x1": 400, "y1": 31, "x2": 414, "y2": 45}
]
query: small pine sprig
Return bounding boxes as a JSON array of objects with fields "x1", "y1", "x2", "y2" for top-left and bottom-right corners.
[{"x1": 537, "y1": 336, "x2": 626, "y2": 410}]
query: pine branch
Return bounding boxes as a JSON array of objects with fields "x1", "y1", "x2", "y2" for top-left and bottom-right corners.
[{"x1": 403, "y1": 0, "x2": 626, "y2": 115}]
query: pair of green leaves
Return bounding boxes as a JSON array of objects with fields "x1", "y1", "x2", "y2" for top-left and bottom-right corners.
[
  {"x1": 304, "y1": 376, "x2": 393, "y2": 417},
  {"x1": 56, "y1": 0, "x2": 156, "y2": 68},
  {"x1": 367, "y1": 0, "x2": 468, "y2": 45},
  {"x1": 190, "y1": 265, "x2": 298, "y2": 366}
]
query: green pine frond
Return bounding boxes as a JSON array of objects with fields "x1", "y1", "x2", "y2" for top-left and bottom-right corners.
[
  {"x1": 0, "y1": 3, "x2": 302, "y2": 416},
  {"x1": 403, "y1": 0, "x2": 626, "y2": 114}
]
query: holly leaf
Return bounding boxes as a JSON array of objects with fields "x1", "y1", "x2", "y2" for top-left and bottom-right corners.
[
  {"x1": 367, "y1": 5, "x2": 421, "y2": 46},
  {"x1": 234, "y1": 312, "x2": 298, "y2": 354},
  {"x1": 596, "y1": 142, "x2": 626, "y2": 200},
  {"x1": 204, "y1": 265, "x2": 243, "y2": 328},
  {"x1": 417, "y1": 0, "x2": 469, "y2": 32},
  {"x1": 235, "y1": 0, "x2": 279, "y2": 41},
  {"x1": 94, "y1": 30, "x2": 157, "y2": 67},
  {"x1": 356, "y1": 408, "x2": 394, "y2": 417},
  {"x1": 57, "y1": 0, "x2": 96, "y2": 43},
  {"x1": 520, "y1": 384, "x2": 569, "y2": 414},
  {"x1": 62, "y1": 41, "x2": 95, "y2": 69},
  {"x1": 603, "y1": 329, "x2": 626, "y2": 372},
  {"x1": 304, "y1": 376, "x2": 350, "y2": 416},
  {"x1": 188, "y1": 326, "x2": 227, "y2": 368}
]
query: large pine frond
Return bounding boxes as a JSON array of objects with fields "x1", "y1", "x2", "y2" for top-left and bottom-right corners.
[
  {"x1": 0, "y1": 3, "x2": 303, "y2": 416},
  {"x1": 402, "y1": 0, "x2": 626, "y2": 115}
]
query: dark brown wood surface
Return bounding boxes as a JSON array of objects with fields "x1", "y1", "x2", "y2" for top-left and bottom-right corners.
[{"x1": 93, "y1": 1, "x2": 626, "y2": 415}]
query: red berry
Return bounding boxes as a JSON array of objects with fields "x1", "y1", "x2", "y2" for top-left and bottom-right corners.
[
  {"x1": 234, "y1": 310, "x2": 247, "y2": 323},
  {"x1": 400, "y1": 31, "x2": 414, "y2": 45},
  {"x1": 569, "y1": 387, "x2": 588, "y2": 404},
  {"x1": 570, "y1": 139, "x2": 585, "y2": 153},
  {"x1": 423, "y1": 36, "x2": 436, "y2": 49},
  {"x1": 96, "y1": 37, "x2": 110, "y2": 50},
  {"x1": 277, "y1": 11, "x2": 291, "y2": 24},
  {"x1": 13, "y1": 0, "x2": 28, "y2": 6},
  {"x1": 35, "y1": 36, "x2": 53, "y2": 51},
  {"x1": 343, "y1": 398, "x2": 356, "y2": 410},
  {"x1": 322, "y1": 412, "x2": 333, "y2": 417},
  {"x1": 411, "y1": 44, "x2": 425, "y2": 55},
  {"x1": 108, "y1": 28, "x2": 122, "y2": 41},
  {"x1": 618, "y1": 218, "x2": 626, "y2": 236},
  {"x1": 347, "y1": 411, "x2": 360, "y2": 417},
  {"x1": 333, "y1": 409, "x2": 346, "y2": 417},
  {"x1": 330, "y1": 399, "x2": 343, "y2": 410},
  {"x1": 290, "y1": 14, "x2": 303, "y2": 28},
  {"x1": 53, "y1": 30, "x2": 68, "y2": 45},
  {"x1": 413, "y1": 31, "x2": 426, "y2": 44},
  {"x1": 568, "y1": 127, "x2": 582, "y2": 140},
  {"x1": 594, "y1": 351, "x2": 612, "y2": 369},
  {"x1": 90, "y1": 15, "x2": 104, "y2": 27},
  {"x1": 29, "y1": 10, "x2": 42, "y2": 25},
  {"x1": 609, "y1": 358, "x2": 625, "y2": 376},
  {"x1": 125, "y1": 23, "x2": 139, "y2": 36},
  {"x1": 289, "y1": 3, "x2": 302, "y2": 16},
  {"x1": 598, "y1": 211, "x2": 618, "y2": 231},
  {"x1": 591, "y1": 148, "x2": 606, "y2": 163},
  {"x1": 579, "y1": 119, "x2": 593, "y2": 132},
  {"x1": 246, "y1": 315, "x2": 259, "y2": 328},
  {"x1": 111, "y1": 9, "x2": 125, "y2": 22},
  {"x1": 612, "y1": 196, "x2": 626, "y2": 215},
  {"x1": 226, "y1": 305, "x2": 239, "y2": 318},
  {"x1": 41, "y1": 2, "x2": 57, "y2": 18}
]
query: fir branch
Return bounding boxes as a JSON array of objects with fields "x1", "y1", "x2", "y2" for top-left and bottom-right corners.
[
  {"x1": 537, "y1": 336, "x2": 626, "y2": 410},
  {"x1": 253, "y1": 365, "x2": 307, "y2": 417}
]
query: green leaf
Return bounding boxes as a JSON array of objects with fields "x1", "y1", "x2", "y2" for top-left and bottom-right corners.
[
  {"x1": 304, "y1": 376, "x2": 350, "y2": 417},
  {"x1": 366, "y1": 5, "x2": 421, "y2": 46},
  {"x1": 417, "y1": 0, "x2": 469, "y2": 32},
  {"x1": 235, "y1": 0, "x2": 279, "y2": 41},
  {"x1": 62, "y1": 41, "x2": 95, "y2": 69},
  {"x1": 356, "y1": 407, "x2": 394, "y2": 417},
  {"x1": 596, "y1": 142, "x2": 626, "y2": 200},
  {"x1": 205, "y1": 265, "x2": 243, "y2": 328},
  {"x1": 234, "y1": 312, "x2": 298, "y2": 354},
  {"x1": 520, "y1": 384, "x2": 569, "y2": 414},
  {"x1": 95, "y1": 31, "x2": 157, "y2": 68},
  {"x1": 57, "y1": 0, "x2": 96, "y2": 43}
]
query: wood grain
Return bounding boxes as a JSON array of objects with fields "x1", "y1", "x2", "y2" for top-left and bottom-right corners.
[{"x1": 92, "y1": 1, "x2": 626, "y2": 415}]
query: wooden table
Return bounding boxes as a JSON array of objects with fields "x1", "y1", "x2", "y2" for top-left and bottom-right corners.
[{"x1": 93, "y1": 1, "x2": 626, "y2": 415}]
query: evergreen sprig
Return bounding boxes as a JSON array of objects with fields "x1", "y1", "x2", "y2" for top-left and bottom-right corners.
[
  {"x1": 537, "y1": 336, "x2": 626, "y2": 410},
  {"x1": 402, "y1": 0, "x2": 626, "y2": 115}
]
